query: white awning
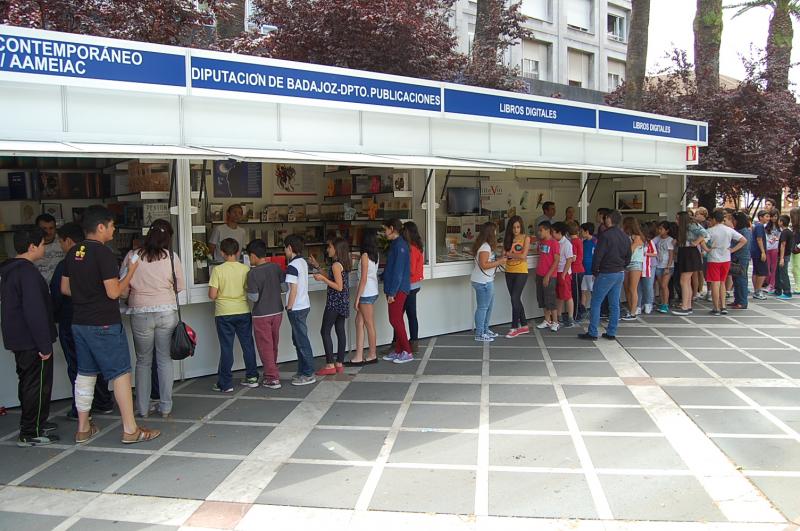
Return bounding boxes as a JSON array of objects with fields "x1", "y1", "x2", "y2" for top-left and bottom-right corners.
[
  {"x1": 638, "y1": 168, "x2": 758, "y2": 179},
  {"x1": 461, "y1": 158, "x2": 661, "y2": 176},
  {"x1": 0, "y1": 141, "x2": 223, "y2": 159}
]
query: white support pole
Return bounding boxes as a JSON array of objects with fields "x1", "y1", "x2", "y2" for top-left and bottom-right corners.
[
  {"x1": 426, "y1": 168, "x2": 437, "y2": 270},
  {"x1": 682, "y1": 174, "x2": 688, "y2": 209},
  {"x1": 579, "y1": 171, "x2": 588, "y2": 223}
]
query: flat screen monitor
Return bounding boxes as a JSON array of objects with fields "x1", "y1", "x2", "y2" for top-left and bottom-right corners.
[{"x1": 447, "y1": 187, "x2": 481, "y2": 215}]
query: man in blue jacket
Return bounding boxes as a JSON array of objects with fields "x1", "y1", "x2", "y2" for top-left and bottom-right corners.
[
  {"x1": 381, "y1": 218, "x2": 413, "y2": 364},
  {"x1": 0, "y1": 227, "x2": 59, "y2": 446}
]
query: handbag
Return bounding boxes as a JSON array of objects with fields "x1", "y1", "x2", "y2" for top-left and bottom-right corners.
[{"x1": 729, "y1": 259, "x2": 745, "y2": 277}]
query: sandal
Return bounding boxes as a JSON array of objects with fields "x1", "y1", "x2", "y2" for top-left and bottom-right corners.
[
  {"x1": 344, "y1": 360, "x2": 365, "y2": 367},
  {"x1": 315, "y1": 366, "x2": 337, "y2": 376},
  {"x1": 364, "y1": 357, "x2": 379, "y2": 365},
  {"x1": 75, "y1": 422, "x2": 99, "y2": 444},
  {"x1": 121, "y1": 426, "x2": 161, "y2": 444}
]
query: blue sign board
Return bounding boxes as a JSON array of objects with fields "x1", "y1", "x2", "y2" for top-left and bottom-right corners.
[
  {"x1": 598, "y1": 110, "x2": 698, "y2": 141},
  {"x1": 0, "y1": 31, "x2": 186, "y2": 87},
  {"x1": 699, "y1": 125, "x2": 707, "y2": 142},
  {"x1": 191, "y1": 56, "x2": 441, "y2": 113},
  {"x1": 444, "y1": 88, "x2": 596, "y2": 130}
]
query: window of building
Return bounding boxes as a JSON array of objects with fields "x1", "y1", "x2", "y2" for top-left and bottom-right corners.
[
  {"x1": 520, "y1": 0, "x2": 551, "y2": 22},
  {"x1": 568, "y1": 48, "x2": 593, "y2": 88},
  {"x1": 521, "y1": 39, "x2": 550, "y2": 81},
  {"x1": 566, "y1": 0, "x2": 593, "y2": 33},
  {"x1": 607, "y1": 59, "x2": 625, "y2": 90},
  {"x1": 245, "y1": 0, "x2": 255, "y2": 31},
  {"x1": 522, "y1": 59, "x2": 540, "y2": 80},
  {"x1": 607, "y1": 13, "x2": 626, "y2": 42}
]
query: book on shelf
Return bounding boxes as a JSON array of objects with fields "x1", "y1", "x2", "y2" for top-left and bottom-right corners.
[
  {"x1": 392, "y1": 172, "x2": 410, "y2": 192},
  {"x1": 209, "y1": 203, "x2": 224, "y2": 223},
  {"x1": 123, "y1": 205, "x2": 142, "y2": 227},
  {"x1": 288, "y1": 204, "x2": 306, "y2": 222},
  {"x1": 142, "y1": 202, "x2": 170, "y2": 226},
  {"x1": 306, "y1": 203, "x2": 319, "y2": 220},
  {"x1": 240, "y1": 202, "x2": 255, "y2": 222}
]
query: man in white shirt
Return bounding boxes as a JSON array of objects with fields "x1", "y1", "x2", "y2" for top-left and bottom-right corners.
[
  {"x1": 534, "y1": 201, "x2": 556, "y2": 228},
  {"x1": 208, "y1": 204, "x2": 247, "y2": 263},
  {"x1": 35, "y1": 214, "x2": 64, "y2": 283},
  {"x1": 706, "y1": 210, "x2": 747, "y2": 315}
]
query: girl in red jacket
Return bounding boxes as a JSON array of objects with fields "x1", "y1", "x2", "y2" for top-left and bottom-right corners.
[{"x1": 403, "y1": 221, "x2": 424, "y2": 348}]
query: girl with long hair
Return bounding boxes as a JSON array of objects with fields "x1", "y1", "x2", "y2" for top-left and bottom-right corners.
[
  {"x1": 622, "y1": 217, "x2": 645, "y2": 320},
  {"x1": 653, "y1": 221, "x2": 675, "y2": 313},
  {"x1": 312, "y1": 238, "x2": 352, "y2": 376},
  {"x1": 503, "y1": 215, "x2": 530, "y2": 337},
  {"x1": 402, "y1": 221, "x2": 424, "y2": 348},
  {"x1": 672, "y1": 211, "x2": 709, "y2": 315},
  {"x1": 348, "y1": 228, "x2": 379, "y2": 366},
  {"x1": 471, "y1": 222, "x2": 507, "y2": 342},
  {"x1": 766, "y1": 209, "x2": 780, "y2": 292},
  {"x1": 791, "y1": 208, "x2": 800, "y2": 294}
]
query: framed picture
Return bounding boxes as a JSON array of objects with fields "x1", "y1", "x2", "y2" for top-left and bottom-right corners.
[
  {"x1": 614, "y1": 190, "x2": 646, "y2": 213},
  {"x1": 41, "y1": 203, "x2": 62, "y2": 220}
]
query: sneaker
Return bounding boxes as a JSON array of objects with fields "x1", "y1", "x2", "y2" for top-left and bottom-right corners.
[
  {"x1": 17, "y1": 434, "x2": 58, "y2": 447},
  {"x1": 40, "y1": 421, "x2": 58, "y2": 434},
  {"x1": 777, "y1": 294, "x2": 793, "y2": 300},
  {"x1": 766, "y1": 287, "x2": 776, "y2": 294},
  {"x1": 644, "y1": 304, "x2": 653, "y2": 315},
  {"x1": 262, "y1": 379, "x2": 282, "y2": 389},
  {"x1": 291, "y1": 375, "x2": 317, "y2": 386},
  {"x1": 620, "y1": 312, "x2": 637, "y2": 321},
  {"x1": 703, "y1": 291, "x2": 712, "y2": 301},
  {"x1": 753, "y1": 291, "x2": 767, "y2": 300},
  {"x1": 709, "y1": 309, "x2": 721, "y2": 316},
  {"x1": 66, "y1": 410, "x2": 79, "y2": 421},
  {"x1": 671, "y1": 308, "x2": 693, "y2": 316},
  {"x1": 657, "y1": 304, "x2": 669, "y2": 314},
  {"x1": 720, "y1": 308, "x2": 729, "y2": 315},
  {"x1": 536, "y1": 321, "x2": 553, "y2": 329},
  {"x1": 382, "y1": 351, "x2": 400, "y2": 361},
  {"x1": 562, "y1": 320, "x2": 575, "y2": 328},
  {"x1": 793, "y1": 291, "x2": 800, "y2": 295},
  {"x1": 516, "y1": 325, "x2": 530, "y2": 335},
  {"x1": 393, "y1": 351, "x2": 414, "y2": 364},
  {"x1": 475, "y1": 334, "x2": 495, "y2": 342},
  {"x1": 212, "y1": 384, "x2": 234, "y2": 393},
  {"x1": 486, "y1": 330, "x2": 499, "y2": 338},
  {"x1": 550, "y1": 322, "x2": 560, "y2": 332},
  {"x1": 241, "y1": 376, "x2": 259, "y2": 388},
  {"x1": 505, "y1": 328, "x2": 519, "y2": 338}
]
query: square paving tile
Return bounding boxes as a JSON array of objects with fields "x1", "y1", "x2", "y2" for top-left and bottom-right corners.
[
  {"x1": 489, "y1": 384, "x2": 558, "y2": 404},
  {"x1": 772, "y1": 410, "x2": 800, "y2": 432},
  {"x1": 733, "y1": 316, "x2": 787, "y2": 325},
  {"x1": 572, "y1": 407, "x2": 659, "y2": 433},
  {"x1": 771, "y1": 364, "x2": 800, "y2": 378},
  {"x1": 242, "y1": 379, "x2": 319, "y2": 399},
  {"x1": 436, "y1": 335, "x2": 487, "y2": 347},
  {"x1": 562, "y1": 385, "x2": 638, "y2": 405},
  {"x1": 489, "y1": 434, "x2": 579, "y2": 468},
  {"x1": 319, "y1": 403, "x2": 400, "y2": 428},
  {"x1": 488, "y1": 472, "x2": 596, "y2": 518},
  {"x1": 600, "y1": 474, "x2": 725, "y2": 521},
  {"x1": 639, "y1": 362, "x2": 711, "y2": 378},
  {"x1": 615, "y1": 327, "x2": 659, "y2": 337},
  {"x1": 292, "y1": 428, "x2": 388, "y2": 461},
  {"x1": 413, "y1": 383, "x2": 481, "y2": 403},
  {"x1": 653, "y1": 327, "x2": 710, "y2": 337},
  {"x1": 489, "y1": 347, "x2": 544, "y2": 360},
  {"x1": 430, "y1": 347, "x2": 484, "y2": 360},
  {"x1": 179, "y1": 424, "x2": 273, "y2": 455},
  {"x1": 0, "y1": 411, "x2": 22, "y2": 437},
  {"x1": 489, "y1": 360, "x2": 549, "y2": 377},
  {"x1": 402, "y1": 404, "x2": 479, "y2": 430},
  {"x1": 337, "y1": 382, "x2": 410, "y2": 401},
  {"x1": 213, "y1": 399, "x2": 299, "y2": 424},
  {"x1": 23, "y1": 449, "x2": 149, "y2": 491},
  {"x1": 489, "y1": 405, "x2": 567, "y2": 431},
  {"x1": 490, "y1": 335, "x2": 540, "y2": 348},
  {"x1": 548, "y1": 349, "x2": 606, "y2": 361},
  {"x1": 0, "y1": 512, "x2": 67, "y2": 531},
  {"x1": 423, "y1": 360, "x2": 482, "y2": 376},
  {"x1": 687, "y1": 349, "x2": 754, "y2": 362},
  {"x1": 638, "y1": 316, "x2": 688, "y2": 324},
  {"x1": 670, "y1": 337, "x2": 726, "y2": 348},
  {"x1": 733, "y1": 338, "x2": 787, "y2": 349},
  {"x1": 358, "y1": 360, "x2": 419, "y2": 374},
  {"x1": 87, "y1": 418, "x2": 188, "y2": 450},
  {"x1": 169, "y1": 396, "x2": 230, "y2": 421},
  {"x1": 370, "y1": 468, "x2": 475, "y2": 514},
  {"x1": 702, "y1": 327, "x2": 762, "y2": 337},
  {"x1": 0, "y1": 445, "x2": 63, "y2": 483},
  {"x1": 749, "y1": 476, "x2": 800, "y2": 522},
  {"x1": 585, "y1": 435, "x2": 686, "y2": 469},
  {"x1": 626, "y1": 348, "x2": 689, "y2": 362},
  {"x1": 705, "y1": 363, "x2": 781, "y2": 379},
  {"x1": 773, "y1": 329, "x2": 800, "y2": 338},
  {"x1": 552, "y1": 361, "x2": 618, "y2": 377},
  {"x1": 257, "y1": 463, "x2": 370, "y2": 509},
  {"x1": 618, "y1": 337, "x2": 673, "y2": 349},
  {"x1": 747, "y1": 350, "x2": 800, "y2": 362},
  {"x1": 175, "y1": 375, "x2": 220, "y2": 395},
  {"x1": 117, "y1": 455, "x2": 241, "y2": 500},
  {"x1": 712, "y1": 437, "x2": 800, "y2": 470},
  {"x1": 740, "y1": 387, "x2": 800, "y2": 407},
  {"x1": 663, "y1": 386, "x2": 747, "y2": 406},
  {"x1": 540, "y1": 336, "x2": 599, "y2": 348},
  {"x1": 687, "y1": 409, "x2": 783, "y2": 435},
  {"x1": 70, "y1": 519, "x2": 178, "y2": 531},
  {"x1": 389, "y1": 431, "x2": 478, "y2": 465}
]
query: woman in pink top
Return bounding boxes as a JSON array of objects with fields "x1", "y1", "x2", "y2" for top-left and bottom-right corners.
[{"x1": 123, "y1": 219, "x2": 185, "y2": 418}]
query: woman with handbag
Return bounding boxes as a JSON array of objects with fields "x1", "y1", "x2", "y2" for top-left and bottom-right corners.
[{"x1": 123, "y1": 219, "x2": 186, "y2": 418}]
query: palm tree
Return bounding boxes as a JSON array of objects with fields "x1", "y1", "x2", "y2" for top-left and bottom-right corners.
[
  {"x1": 728, "y1": 0, "x2": 800, "y2": 92},
  {"x1": 624, "y1": 0, "x2": 651, "y2": 110},
  {"x1": 694, "y1": 0, "x2": 723, "y2": 96}
]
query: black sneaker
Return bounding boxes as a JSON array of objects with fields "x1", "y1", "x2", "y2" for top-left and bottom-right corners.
[
  {"x1": 40, "y1": 421, "x2": 58, "y2": 434},
  {"x1": 709, "y1": 309, "x2": 721, "y2": 316},
  {"x1": 720, "y1": 308, "x2": 729, "y2": 315},
  {"x1": 17, "y1": 434, "x2": 59, "y2": 447},
  {"x1": 620, "y1": 312, "x2": 637, "y2": 321},
  {"x1": 671, "y1": 308, "x2": 693, "y2": 316},
  {"x1": 602, "y1": 333, "x2": 617, "y2": 340},
  {"x1": 578, "y1": 333, "x2": 598, "y2": 340}
]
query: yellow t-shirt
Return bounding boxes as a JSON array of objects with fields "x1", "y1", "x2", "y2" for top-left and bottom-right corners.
[
  {"x1": 505, "y1": 235, "x2": 529, "y2": 274},
  {"x1": 209, "y1": 261, "x2": 251, "y2": 316}
]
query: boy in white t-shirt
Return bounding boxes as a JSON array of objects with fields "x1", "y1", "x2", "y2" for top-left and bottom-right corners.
[
  {"x1": 284, "y1": 235, "x2": 315, "y2": 386},
  {"x1": 552, "y1": 222, "x2": 575, "y2": 330}
]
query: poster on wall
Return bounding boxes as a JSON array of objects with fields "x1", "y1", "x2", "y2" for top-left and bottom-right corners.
[
  {"x1": 213, "y1": 160, "x2": 263, "y2": 198},
  {"x1": 481, "y1": 181, "x2": 533, "y2": 213},
  {"x1": 275, "y1": 165, "x2": 316, "y2": 196}
]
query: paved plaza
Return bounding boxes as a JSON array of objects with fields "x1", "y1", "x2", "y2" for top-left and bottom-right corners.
[{"x1": 2, "y1": 298, "x2": 800, "y2": 530}]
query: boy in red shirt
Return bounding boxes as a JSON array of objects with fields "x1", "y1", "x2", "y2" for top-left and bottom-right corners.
[
  {"x1": 568, "y1": 221, "x2": 585, "y2": 321},
  {"x1": 535, "y1": 222, "x2": 561, "y2": 331}
]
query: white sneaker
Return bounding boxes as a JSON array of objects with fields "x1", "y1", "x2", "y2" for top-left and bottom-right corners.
[
  {"x1": 550, "y1": 322, "x2": 560, "y2": 332},
  {"x1": 644, "y1": 304, "x2": 652, "y2": 314},
  {"x1": 704, "y1": 291, "x2": 712, "y2": 301},
  {"x1": 537, "y1": 321, "x2": 552, "y2": 329},
  {"x1": 486, "y1": 329, "x2": 499, "y2": 338}
]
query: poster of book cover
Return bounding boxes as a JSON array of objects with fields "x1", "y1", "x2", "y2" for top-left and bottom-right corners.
[
  {"x1": 213, "y1": 161, "x2": 263, "y2": 198},
  {"x1": 275, "y1": 165, "x2": 316, "y2": 196}
]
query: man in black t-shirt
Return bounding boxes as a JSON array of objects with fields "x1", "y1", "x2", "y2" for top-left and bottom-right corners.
[{"x1": 62, "y1": 205, "x2": 160, "y2": 445}]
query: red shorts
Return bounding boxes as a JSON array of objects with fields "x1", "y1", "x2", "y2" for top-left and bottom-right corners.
[
  {"x1": 706, "y1": 261, "x2": 730, "y2": 282},
  {"x1": 556, "y1": 273, "x2": 573, "y2": 300}
]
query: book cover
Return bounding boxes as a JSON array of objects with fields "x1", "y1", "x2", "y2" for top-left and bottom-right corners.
[
  {"x1": 142, "y1": 202, "x2": 170, "y2": 226},
  {"x1": 276, "y1": 205, "x2": 289, "y2": 222},
  {"x1": 240, "y1": 202, "x2": 255, "y2": 222},
  {"x1": 306, "y1": 203, "x2": 319, "y2": 220},
  {"x1": 460, "y1": 216, "x2": 476, "y2": 245},
  {"x1": 8, "y1": 172, "x2": 28, "y2": 199},
  {"x1": 209, "y1": 203, "x2": 224, "y2": 223},
  {"x1": 392, "y1": 172, "x2": 409, "y2": 191}
]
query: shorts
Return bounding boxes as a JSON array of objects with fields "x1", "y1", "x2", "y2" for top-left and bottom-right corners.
[
  {"x1": 706, "y1": 261, "x2": 731, "y2": 282},
  {"x1": 581, "y1": 274, "x2": 594, "y2": 291},
  {"x1": 72, "y1": 323, "x2": 132, "y2": 381},
  {"x1": 359, "y1": 295, "x2": 379, "y2": 305},
  {"x1": 626, "y1": 261, "x2": 643, "y2": 272},
  {"x1": 556, "y1": 272, "x2": 573, "y2": 301},
  {"x1": 677, "y1": 246, "x2": 703, "y2": 274},
  {"x1": 655, "y1": 267, "x2": 673, "y2": 278},
  {"x1": 751, "y1": 255, "x2": 769, "y2": 276},
  {"x1": 536, "y1": 274, "x2": 557, "y2": 310}
]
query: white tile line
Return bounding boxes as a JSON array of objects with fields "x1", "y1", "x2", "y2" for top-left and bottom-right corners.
[
  {"x1": 473, "y1": 338, "x2": 490, "y2": 516},
  {"x1": 532, "y1": 327, "x2": 613, "y2": 520}
]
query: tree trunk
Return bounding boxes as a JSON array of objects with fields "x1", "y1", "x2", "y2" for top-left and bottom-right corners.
[
  {"x1": 766, "y1": 0, "x2": 793, "y2": 92},
  {"x1": 693, "y1": 0, "x2": 722, "y2": 97},
  {"x1": 624, "y1": 0, "x2": 651, "y2": 110}
]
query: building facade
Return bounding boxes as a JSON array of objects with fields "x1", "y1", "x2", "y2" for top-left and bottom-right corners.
[{"x1": 451, "y1": 0, "x2": 630, "y2": 93}]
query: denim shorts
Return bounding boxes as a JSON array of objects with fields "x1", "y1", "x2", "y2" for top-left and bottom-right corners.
[
  {"x1": 359, "y1": 294, "x2": 379, "y2": 305},
  {"x1": 655, "y1": 267, "x2": 673, "y2": 277},
  {"x1": 626, "y1": 261, "x2": 643, "y2": 272},
  {"x1": 72, "y1": 323, "x2": 132, "y2": 381}
]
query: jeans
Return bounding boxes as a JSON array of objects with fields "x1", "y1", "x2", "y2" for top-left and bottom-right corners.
[
  {"x1": 287, "y1": 308, "x2": 314, "y2": 377},
  {"x1": 505, "y1": 273, "x2": 527, "y2": 328},
  {"x1": 775, "y1": 257, "x2": 792, "y2": 296},
  {"x1": 637, "y1": 274, "x2": 655, "y2": 309},
  {"x1": 215, "y1": 313, "x2": 258, "y2": 389},
  {"x1": 253, "y1": 314, "x2": 282, "y2": 381},
  {"x1": 388, "y1": 291, "x2": 412, "y2": 354},
  {"x1": 588, "y1": 272, "x2": 624, "y2": 338},
  {"x1": 793, "y1": 253, "x2": 800, "y2": 292},
  {"x1": 14, "y1": 350, "x2": 53, "y2": 438},
  {"x1": 131, "y1": 311, "x2": 178, "y2": 416},
  {"x1": 59, "y1": 322, "x2": 113, "y2": 416},
  {"x1": 472, "y1": 281, "x2": 495, "y2": 337},
  {"x1": 321, "y1": 307, "x2": 347, "y2": 364},
  {"x1": 392, "y1": 287, "x2": 420, "y2": 344},
  {"x1": 767, "y1": 248, "x2": 779, "y2": 288},
  {"x1": 733, "y1": 259, "x2": 750, "y2": 307}
]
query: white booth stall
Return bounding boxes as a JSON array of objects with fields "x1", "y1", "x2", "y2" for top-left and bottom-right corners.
[{"x1": 0, "y1": 25, "x2": 745, "y2": 406}]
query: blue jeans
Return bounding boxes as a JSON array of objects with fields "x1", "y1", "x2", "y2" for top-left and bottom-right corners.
[
  {"x1": 733, "y1": 258, "x2": 750, "y2": 306},
  {"x1": 588, "y1": 272, "x2": 624, "y2": 337},
  {"x1": 637, "y1": 274, "x2": 655, "y2": 308},
  {"x1": 472, "y1": 281, "x2": 495, "y2": 336},
  {"x1": 287, "y1": 308, "x2": 314, "y2": 377},
  {"x1": 215, "y1": 313, "x2": 258, "y2": 389}
]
